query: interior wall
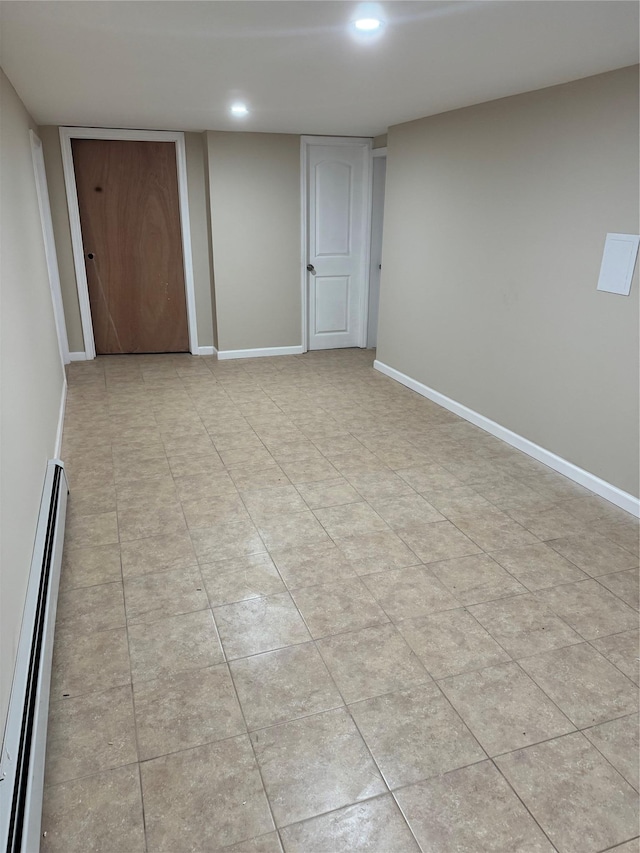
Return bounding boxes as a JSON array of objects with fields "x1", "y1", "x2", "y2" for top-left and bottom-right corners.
[
  {"x1": 378, "y1": 66, "x2": 639, "y2": 497},
  {"x1": 39, "y1": 127, "x2": 216, "y2": 354},
  {"x1": 0, "y1": 70, "x2": 66, "y2": 737},
  {"x1": 373, "y1": 133, "x2": 387, "y2": 149},
  {"x1": 207, "y1": 131, "x2": 301, "y2": 352}
]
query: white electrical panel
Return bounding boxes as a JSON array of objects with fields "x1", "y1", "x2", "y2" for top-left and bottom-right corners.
[{"x1": 596, "y1": 233, "x2": 639, "y2": 296}]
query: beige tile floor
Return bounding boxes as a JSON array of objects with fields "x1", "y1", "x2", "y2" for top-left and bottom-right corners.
[{"x1": 42, "y1": 348, "x2": 639, "y2": 853}]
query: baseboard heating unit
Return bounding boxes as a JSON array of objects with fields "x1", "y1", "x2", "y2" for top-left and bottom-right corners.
[{"x1": 0, "y1": 460, "x2": 68, "y2": 853}]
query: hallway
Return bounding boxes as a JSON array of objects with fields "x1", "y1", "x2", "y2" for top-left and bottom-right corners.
[{"x1": 43, "y1": 348, "x2": 638, "y2": 852}]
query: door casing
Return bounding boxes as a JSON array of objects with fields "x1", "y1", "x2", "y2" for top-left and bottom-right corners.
[
  {"x1": 300, "y1": 135, "x2": 373, "y2": 353},
  {"x1": 59, "y1": 127, "x2": 199, "y2": 359}
]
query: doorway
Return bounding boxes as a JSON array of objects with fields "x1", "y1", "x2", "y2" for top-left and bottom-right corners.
[
  {"x1": 367, "y1": 151, "x2": 386, "y2": 348},
  {"x1": 301, "y1": 136, "x2": 372, "y2": 351},
  {"x1": 59, "y1": 128, "x2": 198, "y2": 359}
]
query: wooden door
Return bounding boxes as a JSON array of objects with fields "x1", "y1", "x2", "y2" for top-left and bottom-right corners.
[
  {"x1": 306, "y1": 140, "x2": 370, "y2": 350},
  {"x1": 72, "y1": 139, "x2": 189, "y2": 354}
]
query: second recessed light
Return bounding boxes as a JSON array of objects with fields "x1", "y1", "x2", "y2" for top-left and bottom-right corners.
[
  {"x1": 354, "y1": 17, "x2": 382, "y2": 31},
  {"x1": 230, "y1": 103, "x2": 249, "y2": 117}
]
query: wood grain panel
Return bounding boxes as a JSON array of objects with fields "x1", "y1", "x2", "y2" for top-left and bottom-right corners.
[{"x1": 72, "y1": 139, "x2": 189, "y2": 353}]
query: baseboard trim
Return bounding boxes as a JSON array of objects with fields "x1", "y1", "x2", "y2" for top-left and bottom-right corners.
[
  {"x1": 68, "y1": 351, "x2": 87, "y2": 361},
  {"x1": 55, "y1": 379, "x2": 67, "y2": 459},
  {"x1": 374, "y1": 359, "x2": 640, "y2": 518},
  {"x1": 217, "y1": 345, "x2": 304, "y2": 361},
  {"x1": 197, "y1": 346, "x2": 217, "y2": 356}
]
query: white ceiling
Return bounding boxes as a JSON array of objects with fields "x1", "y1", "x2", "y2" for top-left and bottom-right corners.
[{"x1": 1, "y1": 1, "x2": 638, "y2": 136}]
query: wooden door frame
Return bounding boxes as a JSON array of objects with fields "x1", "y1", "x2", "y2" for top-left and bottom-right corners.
[
  {"x1": 300, "y1": 135, "x2": 373, "y2": 353},
  {"x1": 59, "y1": 127, "x2": 199, "y2": 359}
]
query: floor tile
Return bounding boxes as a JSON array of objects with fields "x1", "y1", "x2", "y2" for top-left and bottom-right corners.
[
  {"x1": 548, "y1": 532, "x2": 638, "y2": 577},
  {"x1": 214, "y1": 592, "x2": 311, "y2": 659},
  {"x1": 334, "y1": 531, "x2": 420, "y2": 575},
  {"x1": 124, "y1": 565, "x2": 208, "y2": 624},
  {"x1": 496, "y1": 732, "x2": 639, "y2": 853},
  {"x1": 223, "y1": 833, "x2": 284, "y2": 853},
  {"x1": 362, "y1": 565, "x2": 460, "y2": 620},
  {"x1": 489, "y1": 542, "x2": 588, "y2": 590},
  {"x1": 346, "y1": 470, "x2": 415, "y2": 501},
  {"x1": 270, "y1": 542, "x2": 358, "y2": 589},
  {"x1": 395, "y1": 760, "x2": 555, "y2": 852},
  {"x1": 279, "y1": 794, "x2": 420, "y2": 853},
  {"x1": 201, "y1": 552, "x2": 286, "y2": 606},
  {"x1": 241, "y1": 484, "x2": 308, "y2": 519},
  {"x1": 591, "y1": 630, "x2": 639, "y2": 684},
  {"x1": 117, "y1": 503, "x2": 187, "y2": 542},
  {"x1": 469, "y1": 593, "x2": 582, "y2": 658},
  {"x1": 41, "y1": 765, "x2": 146, "y2": 853},
  {"x1": 60, "y1": 542, "x2": 122, "y2": 590},
  {"x1": 453, "y1": 509, "x2": 540, "y2": 551},
  {"x1": 291, "y1": 578, "x2": 389, "y2": 638},
  {"x1": 440, "y1": 661, "x2": 575, "y2": 755},
  {"x1": 536, "y1": 579, "x2": 638, "y2": 640},
  {"x1": 115, "y1": 474, "x2": 178, "y2": 509},
  {"x1": 141, "y1": 736, "x2": 274, "y2": 851},
  {"x1": 369, "y1": 493, "x2": 446, "y2": 529},
  {"x1": 45, "y1": 685, "x2": 137, "y2": 785},
  {"x1": 182, "y1": 493, "x2": 250, "y2": 529},
  {"x1": 314, "y1": 502, "x2": 389, "y2": 539},
  {"x1": 251, "y1": 707, "x2": 386, "y2": 826},
  {"x1": 50, "y1": 626, "x2": 130, "y2": 699},
  {"x1": 396, "y1": 608, "x2": 511, "y2": 679},
  {"x1": 422, "y1": 485, "x2": 494, "y2": 519},
  {"x1": 519, "y1": 643, "x2": 638, "y2": 728},
  {"x1": 230, "y1": 642, "x2": 343, "y2": 730},
  {"x1": 598, "y1": 569, "x2": 640, "y2": 610},
  {"x1": 349, "y1": 683, "x2": 485, "y2": 788},
  {"x1": 190, "y1": 519, "x2": 266, "y2": 563},
  {"x1": 133, "y1": 663, "x2": 245, "y2": 760},
  {"x1": 280, "y1": 457, "x2": 340, "y2": 484},
  {"x1": 584, "y1": 713, "x2": 639, "y2": 791},
  {"x1": 316, "y1": 623, "x2": 430, "y2": 703},
  {"x1": 397, "y1": 521, "x2": 482, "y2": 564},
  {"x1": 256, "y1": 511, "x2": 331, "y2": 550},
  {"x1": 119, "y1": 530, "x2": 197, "y2": 578},
  {"x1": 296, "y1": 477, "x2": 361, "y2": 510},
  {"x1": 64, "y1": 510, "x2": 119, "y2": 549},
  {"x1": 128, "y1": 609, "x2": 224, "y2": 681},
  {"x1": 428, "y1": 553, "x2": 527, "y2": 605},
  {"x1": 55, "y1": 581, "x2": 125, "y2": 634},
  {"x1": 396, "y1": 464, "x2": 463, "y2": 493}
]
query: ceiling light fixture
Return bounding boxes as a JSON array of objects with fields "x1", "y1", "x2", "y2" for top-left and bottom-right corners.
[
  {"x1": 354, "y1": 17, "x2": 382, "y2": 31},
  {"x1": 230, "y1": 102, "x2": 249, "y2": 117}
]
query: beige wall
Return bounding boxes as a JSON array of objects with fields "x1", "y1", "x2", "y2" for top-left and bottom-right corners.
[
  {"x1": 0, "y1": 71, "x2": 66, "y2": 732},
  {"x1": 207, "y1": 131, "x2": 301, "y2": 351},
  {"x1": 373, "y1": 133, "x2": 387, "y2": 149},
  {"x1": 39, "y1": 128, "x2": 216, "y2": 353},
  {"x1": 378, "y1": 66, "x2": 639, "y2": 497}
]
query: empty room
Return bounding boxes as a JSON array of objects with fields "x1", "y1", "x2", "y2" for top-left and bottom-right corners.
[{"x1": 0, "y1": 2, "x2": 638, "y2": 852}]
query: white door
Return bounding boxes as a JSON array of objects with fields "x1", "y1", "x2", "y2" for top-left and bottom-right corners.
[{"x1": 304, "y1": 138, "x2": 372, "y2": 350}]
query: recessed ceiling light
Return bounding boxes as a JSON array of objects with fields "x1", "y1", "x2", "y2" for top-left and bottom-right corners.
[
  {"x1": 354, "y1": 18, "x2": 382, "y2": 31},
  {"x1": 230, "y1": 102, "x2": 249, "y2": 117}
]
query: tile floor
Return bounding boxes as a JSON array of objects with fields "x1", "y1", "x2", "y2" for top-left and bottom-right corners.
[{"x1": 42, "y1": 348, "x2": 639, "y2": 853}]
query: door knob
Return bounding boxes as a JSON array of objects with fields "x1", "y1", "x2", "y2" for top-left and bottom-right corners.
[{"x1": 306, "y1": 264, "x2": 316, "y2": 275}]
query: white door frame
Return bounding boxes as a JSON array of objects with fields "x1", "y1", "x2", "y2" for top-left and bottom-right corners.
[
  {"x1": 30, "y1": 130, "x2": 70, "y2": 366},
  {"x1": 300, "y1": 135, "x2": 373, "y2": 353},
  {"x1": 59, "y1": 126, "x2": 199, "y2": 359}
]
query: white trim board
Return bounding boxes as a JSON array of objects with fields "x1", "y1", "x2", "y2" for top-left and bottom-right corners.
[
  {"x1": 68, "y1": 352, "x2": 87, "y2": 361},
  {"x1": 197, "y1": 346, "x2": 217, "y2": 356},
  {"x1": 55, "y1": 379, "x2": 67, "y2": 459},
  {"x1": 374, "y1": 359, "x2": 640, "y2": 518},
  {"x1": 58, "y1": 126, "x2": 199, "y2": 358},
  {"x1": 30, "y1": 131, "x2": 70, "y2": 366},
  {"x1": 218, "y1": 345, "x2": 304, "y2": 361}
]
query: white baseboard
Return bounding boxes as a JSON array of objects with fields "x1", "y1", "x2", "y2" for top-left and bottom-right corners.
[
  {"x1": 197, "y1": 346, "x2": 218, "y2": 356},
  {"x1": 217, "y1": 345, "x2": 304, "y2": 361},
  {"x1": 374, "y1": 359, "x2": 640, "y2": 518},
  {"x1": 68, "y1": 351, "x2": 87, "y2": 361},
  {"x1": 55, "y1": 379, "x2": 67, "y2": 459}
]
